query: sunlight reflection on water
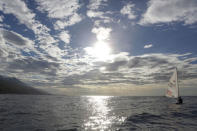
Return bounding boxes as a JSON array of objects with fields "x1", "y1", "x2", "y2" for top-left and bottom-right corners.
[
  {"x1": 1, "y1": 96, "x2": 197, "y2": 130},
  {"x1": 83, "y1": 96, "x2": 126, "y2": 130}
]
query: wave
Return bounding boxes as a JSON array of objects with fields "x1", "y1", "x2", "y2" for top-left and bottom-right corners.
[{"x1": 126, "y1": 113, "x2": 163, "y2": 124}]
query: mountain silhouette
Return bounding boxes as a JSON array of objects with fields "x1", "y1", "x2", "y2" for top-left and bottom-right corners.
[{"x1": 0, "y1": 75, "x2": 48, "y2": 95}]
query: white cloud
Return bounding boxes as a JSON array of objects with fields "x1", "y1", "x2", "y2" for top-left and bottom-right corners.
[
  {"x1": 0, "y1": 29, "x2": 38, "y2": 60},
  {"x1": 86, "y1": 0, "x2": 113, "y2": 46},
  {"x1": 36, "y1": 0, "x2": 80, "y2": 19},
  {"x1": 39, "y1": 44, "x2": 64, "y2": 58},
  {"x1": 0, "y1": 48, "x2": 8, "y2": 58},
  {"x1": 139, "y1": 0, "x2": 197, "y2": 25},
  {"x1": 36, "y1": 0, "x2": 82, "y2": 30},
  {"x1": 47, "y1": 52, "x2": 197, "y2": 92},
  {"x1": 0, "y1": 0, "x2": 50, "y2": 35},
  {"x1": 87, "y1": 0, "x2": 108, "y2": 10},
  {"x1": 1, "y1": 29, "x2": 32, "y2": 46},
  {"x1": 144, "y1": 44, "x2": 153, "y2": 48},
  {"x1": 54, "y1": 21, "x2": 65, "y2": 30},
  {"x1": 87, "y1": 10, "x2": 104, "y2": 18},
  {"x1": 0, "y1": 0, "x2": 59, "y2": 59},
  {"x1": 0, "y1": 15, "x2": 4, "y2": 22},
  {"x1": 0, "y1": 0, "x2": 75, "y2": 61},
  {"x1": 37, "y1": 35, "x2": 57, "y2": 45},
  {"x1": 0, "y1": 0, "x2": 34, "y2": 29},
  {"x1": 58, "y1": 31, "x2": 70, "y2": 44},
  {"x1": 120, "y1": 3, "x2": 136, "y2": 20},
  {"x1": 86, "y1": 0, "x2": 113, "y2": 26},
  {"x1": 101, "y1": 53, "x2": 197, "y2": 85},
  {"x1": 92, "y1": 27, "x2": 112, "y2": 41},
  {"x1": 54, "y1": 14, "x2": 82, "y2": 30}
]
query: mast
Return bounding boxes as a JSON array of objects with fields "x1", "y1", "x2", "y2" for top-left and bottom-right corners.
[{"x1": 176, "y1": 67, "x2": 179, "y2": 97}]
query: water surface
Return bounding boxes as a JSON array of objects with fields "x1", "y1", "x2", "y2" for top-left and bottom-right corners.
[{"x1": 0, "y1": 95, "x2": 197, "y2": 130}]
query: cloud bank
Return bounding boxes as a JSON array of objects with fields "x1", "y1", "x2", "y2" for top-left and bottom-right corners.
[
  {"x1": 120, "y1": 2, "x2": 136, "y2": 20},
  {"x1": 140, "y1": 0, "x2": 197, "y2": 25}
]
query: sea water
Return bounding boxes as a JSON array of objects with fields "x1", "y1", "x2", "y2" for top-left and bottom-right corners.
[{"x1": 0, "y1": 95, "x2": 197, "y2": 131}]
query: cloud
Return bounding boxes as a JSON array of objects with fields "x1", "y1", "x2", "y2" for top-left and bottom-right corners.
[
  {"x1": 8, "y1": 57, "x2": 59, "y2": 74},
  {"x1": 58, "y1": 52, "x2": 197, "y2": 87},
  {"x1": 139, "y1": 0, "x2": 197, "y2": 25},
  {"x1": 0, "y1": 0, "x2": 50, "y2": 34},
  {"x1": 0, "y1": 29, "x2": 62, "y2": 68},
  {"x1": 104, "y1": 52, "x2": 129, "y2": 71},
  {"x1": 87, "y1": 10, "x2": 104, "y2": 18},
  {"x1": 36, "y1": 0, "x2": 80, "y2": 19},
  {"x1": 0, "y1": 0, "x2": 62, "y2": 60},
  {"x1": 62, "y1": 77, "x2": 81, "y2": 86},
  {"x1": 0, "y1": 29, "x2": 37, "y2": 58},
  {"x1": 92, "y1": 27, "x2": 112, "y2": 41},
  {"x1": 1, "y1": 29, "x2": 33, "y2": 46},
  {"x1": 0, "y1": 0, "x2": 196, "y2": 94},
  {"x1": 120, "y1": 2, "x2": 136, "y2": 20},
  {"x1": 87, "y1": 0, "x2": 108, "y2": 10},
  {"x1": 0, "y1": 29, "x2": 63, "y2": 84},
  {"x1": 0, "y1": 48, "x2": 8, "y2": 58},
  {"x1": 0, "y1": 15, "x2": 4, "y2": 22},
  {"x1": 39, "y1": 44, "x2": 64, "y2": 58},
  {"x1": 86, "y1": 0, "x2": 114, "y2": 53},
  {"x1": 54, "y1": 14, "x2": 82, "y2": 30},
  {"x1": 0, "y1": 0, "x2": 34, "y2": 29},
  {"x1": 86, "y1": 0, "x2": 113, "y2": 26},
  {"x1": 36, "y1": 0, "x2": 82, "y2": 30},
  {"x1": 105, "y1": 59, "x2": 128, "y2": 71},
  {"x1": 58, "y1": 31, "x2": 70, "y2": 44},
  {"x1": 32, "y1": 0, "x2": 83, "y2": 59},
  {"x1": 144, "y1": 44, "x2": 153, "y2": 48},
  {"x1": 100, "y1": 53, "x2": 197, "y2": 85}
]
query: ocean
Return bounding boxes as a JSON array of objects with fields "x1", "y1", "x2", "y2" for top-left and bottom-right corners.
[{"x1": 0, "y1": 95, "x2": 197, "y2": 131}]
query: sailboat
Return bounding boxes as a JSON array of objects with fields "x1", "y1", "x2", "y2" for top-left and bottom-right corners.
[{"x1": 166, "y1": 67, "x2": 183, "y2": 104}]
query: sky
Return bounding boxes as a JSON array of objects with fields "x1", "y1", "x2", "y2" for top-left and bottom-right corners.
[{"x1": 0, "y1": 0, "x2": 197, "y2": 96}]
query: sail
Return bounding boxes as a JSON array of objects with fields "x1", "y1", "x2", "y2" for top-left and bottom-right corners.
[{"x1": 166, "y1": 68, "x2": 179, "y2": 98}]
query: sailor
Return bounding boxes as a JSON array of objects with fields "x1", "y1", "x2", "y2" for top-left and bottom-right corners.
[{"x1": 177, "y1": 96, "x2": 183, "y2": 104}]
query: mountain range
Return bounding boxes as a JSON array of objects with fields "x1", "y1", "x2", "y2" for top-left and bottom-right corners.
[{"x1": 0, "y1": 75, "x2": 48, "y2": 95}]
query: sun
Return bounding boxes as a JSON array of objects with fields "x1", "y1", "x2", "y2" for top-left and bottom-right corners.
[{"x1": 84, "y1": 41, "x2": 111, "y2": 61}]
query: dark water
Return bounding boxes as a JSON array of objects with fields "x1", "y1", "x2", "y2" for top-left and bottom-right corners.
[{"x1": 0, "y1": 95, "x2": 197, "y2": 131}]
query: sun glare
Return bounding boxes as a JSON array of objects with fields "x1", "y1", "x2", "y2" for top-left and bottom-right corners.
[{"x1": 85, "y1": 41, "x2": 111, "y2": 61}]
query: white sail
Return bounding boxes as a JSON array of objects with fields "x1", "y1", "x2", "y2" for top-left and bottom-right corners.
[{"x1": 166, "y1": 68, "x2": 179, "y2": 98}]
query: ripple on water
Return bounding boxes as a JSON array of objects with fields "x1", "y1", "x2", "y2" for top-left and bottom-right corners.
[{"x1": 0, "y1": 95, "x2": 197, "y2": 130}]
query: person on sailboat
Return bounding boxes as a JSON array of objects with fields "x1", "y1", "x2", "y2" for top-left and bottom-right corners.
[{"x1": 177, "y1": 96, "x2": 183, "y2": 104}]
